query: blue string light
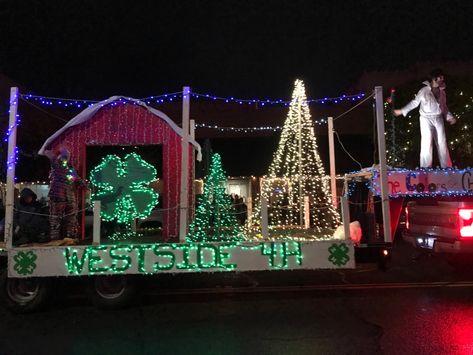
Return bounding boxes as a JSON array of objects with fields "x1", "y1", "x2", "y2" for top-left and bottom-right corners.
[
  {"x1": 5, "y1": 91, "x2": 20, "y2": 182},
  {"x1": 4, "y1": 114, "x2": 21, "y2": 142},
  {"x1": 19, "y1": 91, "x2": 366, "y2": 108},
  {"x1": 351, "y1": 167, "x2": 473, "y2": 198},
  {"x1": 190, "y1": 92, "x2": 365, "y2": 106}
]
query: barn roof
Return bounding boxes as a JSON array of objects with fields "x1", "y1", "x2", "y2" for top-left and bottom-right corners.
[{"x1": 38, "y1": 96, "x2": 201, "y2": 160}]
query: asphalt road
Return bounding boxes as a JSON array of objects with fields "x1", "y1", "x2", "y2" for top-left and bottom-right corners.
[{"x1": 1, "y1": 241, "x2": 473, "y2": 355}]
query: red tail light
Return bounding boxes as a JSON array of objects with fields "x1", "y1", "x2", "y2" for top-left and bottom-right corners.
[
  {"x1": 405, "y1": 207, "x2": 409, "y2": 230},
  {"x1": 458, "y1": 208, "x2": 473, "y2": 239}
]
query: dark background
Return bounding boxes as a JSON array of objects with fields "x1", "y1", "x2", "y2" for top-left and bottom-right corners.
[
  {"x1": 0, "y1": 0, "x2": 472, "y2": 179},
  {"x1": 1, "y1": 0, "x2": 472, "y2": 98}
]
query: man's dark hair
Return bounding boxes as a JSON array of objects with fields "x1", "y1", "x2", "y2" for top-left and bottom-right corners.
[{"x1": 429, "y1": 68, "x2": 444, "y2": 81}]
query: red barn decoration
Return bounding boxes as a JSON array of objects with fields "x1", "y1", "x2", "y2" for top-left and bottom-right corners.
[{"x1": 39, "y1": 96, "x2": 201, "y2": 240}]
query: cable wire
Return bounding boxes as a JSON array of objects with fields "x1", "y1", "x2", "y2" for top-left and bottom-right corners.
[
  {"x1": 333, "y1": 130, "x2": 363, "y2": 170},
  {"x1": 19, "y1": 97, "x2": 69, "y2": 123},
  {"x1": 333, "y1": 91, "x2": 374, "y2": 121}
]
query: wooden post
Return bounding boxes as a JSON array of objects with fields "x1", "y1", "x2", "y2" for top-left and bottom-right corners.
[
  {"x1": 340, "y1": 195, "x2": 350, "y2": 241},
  {"x1": 328, "y1": 117, "x2": 337, "y2": 207},
  {"x1": 4, "y1": 87, "x2": 18, "y2": 249},
  {"x1": 298, "y1": 103, "x2": 304, "y2": 226},
  {"x1": 304, "y1": 196, "x2": 310, "y2": 229},
  {"x1": 190, "y1": 119, "x2": 195, "y2": 140},
  {"x1": 179, "y1": 87, "x2": 190, "y2": 242},
  {"x1": 247, "y1": 196, "x2": 252, "y2": 228},
  {"x1": 190, "y1": 119, "x2": 196, "y2": 222},
  {"x1": 375, "y1": 86, "x2": 392, "y2": 243},
  {"x1": 92, "y1": 200, "x2": 101, "y2": 245}
]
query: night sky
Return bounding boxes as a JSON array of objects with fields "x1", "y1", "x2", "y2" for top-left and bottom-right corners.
[
  {"x1": 1, "y1": 0, "x2": 471, "y2": 99},
  {"x1": 1, "y1": 0, "x2": 472, "y2": 178}
]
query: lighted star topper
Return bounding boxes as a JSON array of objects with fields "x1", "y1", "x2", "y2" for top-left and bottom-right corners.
[{"x1": 90, "y1": 153, "x2": 159, "y2": 224}]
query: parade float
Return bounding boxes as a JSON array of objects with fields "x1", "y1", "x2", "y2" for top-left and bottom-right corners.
[
  {"x1": 5, "y1": 79, "x2": 470, "y2": 313},
  {"x1": 1, "y1": 82, "x2": 369, "y2": 312}
]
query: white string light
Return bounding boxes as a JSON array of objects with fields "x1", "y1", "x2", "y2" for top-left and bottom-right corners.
[
  {"x1": 249, "y1": 79, "x2": 340, "y2": 232},
  {"x1": 195, "y1": 118, "x2": 328, "y2": 132}
]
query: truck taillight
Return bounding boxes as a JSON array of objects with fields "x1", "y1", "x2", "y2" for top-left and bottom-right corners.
[
  {"x1": 458, "y1": 208, "x2": 473, "y2": 239},
  {"x1": 405, "y1": 207, "x2": 409, "y2": 230}
]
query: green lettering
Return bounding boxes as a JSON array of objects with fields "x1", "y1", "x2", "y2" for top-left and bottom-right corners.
[
  {"x1": 218, "y1": 244, "x2": 237, "y2": 270},
  {"x1": 284, "y1": 242, "x2": 302, "y2": 266},
  {"x1": 153, "y1": 245, "x2": 175, "y2": 271},
  {"x1": 133, "y1": 245, "x2": 152, "y2": 273},
  {"x1": 262, "y1": 243, "x2": 287, "y2": 268},
  {"x1": 88, "y1": 246, "x2": 109, "y2": 273},
  {"x1": 64, "y1": 248, "x2": 89, "y2": 275},
  {"x1": 197, "y1": 244, "x2": 219, "y2": 268},
  {"x1": 110, "y1": 246, "x2": 133, "y2": 272},
  {"x1": 260, "y1": 242, "x2": 302, "y2": 269},
  {"x1": 174, "y1": 244, "x2": 197, "y2": 269}
]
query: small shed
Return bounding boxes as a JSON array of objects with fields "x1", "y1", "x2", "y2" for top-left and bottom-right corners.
[{"x1": 39, "y1": 96, "x2": 201, "y2": 240}]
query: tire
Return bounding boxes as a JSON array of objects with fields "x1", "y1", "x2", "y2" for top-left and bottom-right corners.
[
  {"x1": 86, "y1": 275, "x2": 137, "y2": 310},
  {"x1": 0, "y1": 269, "x2": 52, "y2": 313}
]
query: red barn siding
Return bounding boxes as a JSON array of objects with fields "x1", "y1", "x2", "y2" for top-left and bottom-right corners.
[{"x1": 47, "y1": 103, "x2": 194, "y2": 239}]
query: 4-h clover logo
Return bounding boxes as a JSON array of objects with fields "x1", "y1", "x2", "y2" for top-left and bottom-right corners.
[
  {"x1": 328, "y1": 243, "x2": 350, "y2": 266},
  {"x1": 13, "y1": 251, "x2": 37, "y2": 275},
  {"x1": 90, "y1": 153, "x2": 159, "y2": 224}
]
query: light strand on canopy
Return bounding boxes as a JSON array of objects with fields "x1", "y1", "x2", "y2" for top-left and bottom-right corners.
[
  {"x1": 196, "y1": 118, "x2": 328, "y2": 132},
  {"x1": 19, "y1": 90, "x2": 366, "y2": 108},
  {"x1": 14, "y1": 98, "x2": 329, "y2": 133},
  {"x1": 190, "y1": 91, "x2": 366, "y2": 106}
]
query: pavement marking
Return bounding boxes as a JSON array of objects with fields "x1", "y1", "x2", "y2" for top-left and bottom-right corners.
[{"x1": 148, "y1": 281, "x2": 473, "y2": 296}]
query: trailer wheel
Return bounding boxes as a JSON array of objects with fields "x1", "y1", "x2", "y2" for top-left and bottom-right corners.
[
  {"x1": 87, "y1": 275, "x2": 136, "y2": 309},
  {"x1": 0, "y1": 269, "x2": 51, "y2": 313}
]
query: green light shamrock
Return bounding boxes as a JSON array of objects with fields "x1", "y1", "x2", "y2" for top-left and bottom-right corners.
[
  {"x1": 13, "y1": 251, "x2": 37, "y2": 275},
  {"x1": 328, "y1": 243, "x2": 350, "y2": 266},
  {"x1": 90, "y1": 153, "x2": 159, "y2": 224}
]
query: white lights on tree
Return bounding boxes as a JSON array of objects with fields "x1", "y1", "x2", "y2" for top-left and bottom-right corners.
[{"x1": 262, "y1": 79, "x2": 340, "y2": 231}]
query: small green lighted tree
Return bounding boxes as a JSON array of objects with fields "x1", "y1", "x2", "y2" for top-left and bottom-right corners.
[
  {"x1": 90, "y1": 153, "x2": 159, "y2": 234},
  {"x1": 187, "y1": 153, "x2": 244, "y2": 242}
]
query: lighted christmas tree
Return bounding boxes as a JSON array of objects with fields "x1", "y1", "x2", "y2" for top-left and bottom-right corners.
[
  {"x1": 263, "y1": 79, "x2": 340, "y2": 231},
  {"x1": 187, "y1": 153, "x2": 244, "y2": 242}
]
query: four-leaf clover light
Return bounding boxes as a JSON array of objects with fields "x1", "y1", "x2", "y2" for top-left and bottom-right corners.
[{"x1": 90, "y1": 153, "x2": 159, "y2": 225}]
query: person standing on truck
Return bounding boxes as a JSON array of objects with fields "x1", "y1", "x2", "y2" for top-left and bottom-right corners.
[
  {"x1": 393, "y1": 68, "x2": 457, "y2": 168},
  {"x1": 44, "y1": 147, "x2": 88, "y2": 240}
]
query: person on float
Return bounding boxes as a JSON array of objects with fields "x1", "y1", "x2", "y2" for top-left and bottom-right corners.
[
  {"x1": 44, "y1": 147, "x2": 88, "y2": 240},
  {"x1": 0, "y1": 188, "x2": 49, "y2": 245},
  {"x1": 393, "y1": 68, "x2": 457, "y2": 168}
]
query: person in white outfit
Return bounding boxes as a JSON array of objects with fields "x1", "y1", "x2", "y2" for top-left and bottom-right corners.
[{"x1": 393, "y1": 69, "x2": 457, "y2": 168}]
